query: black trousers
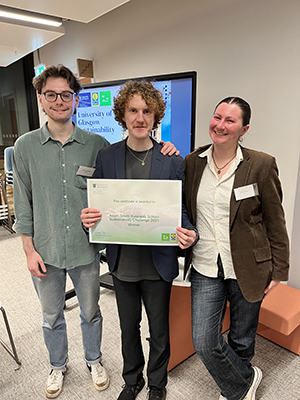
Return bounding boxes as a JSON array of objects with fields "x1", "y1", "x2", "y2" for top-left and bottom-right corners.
[{"x1": 112, "y1": 275, "x2": 172, "y2": 389}]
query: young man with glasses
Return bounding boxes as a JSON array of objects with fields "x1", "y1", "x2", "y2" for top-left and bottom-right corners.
[
  {"x1": 12, "y1": 65, "x2": 178, "y2": 398},
  {"x1": 12, "y1": 65, "x2": 110, "y2": 398}
]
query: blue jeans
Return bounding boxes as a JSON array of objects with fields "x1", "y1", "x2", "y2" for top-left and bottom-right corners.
[
  {"x1": 32, "y1": 254, "x2": 102, "y2": 370},
  {"x1": 191, "y1": 267, "x2": 262, "y2": 400}
]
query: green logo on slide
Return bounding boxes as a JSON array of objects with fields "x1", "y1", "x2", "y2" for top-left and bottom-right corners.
[{"x1": 100, "y1": 91, "x2": 111, "y2": 106}]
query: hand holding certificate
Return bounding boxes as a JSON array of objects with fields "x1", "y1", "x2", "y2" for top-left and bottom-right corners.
[{"x1": 87, "y1": 179, "x2": 182, "y2": 245}]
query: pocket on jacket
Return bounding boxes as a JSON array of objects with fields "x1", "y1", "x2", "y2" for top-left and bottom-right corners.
[{"x1": 253, "y1": 247, "x2": 272, "y2": 263}]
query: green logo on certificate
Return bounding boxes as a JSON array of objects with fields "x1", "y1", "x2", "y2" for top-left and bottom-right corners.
[{"x1": 161, "y1": 233, "x2": 170, "y2": 241}]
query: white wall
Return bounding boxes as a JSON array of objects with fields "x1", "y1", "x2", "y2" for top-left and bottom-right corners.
[{"x1": 35, "y1": 0, "x2": 300, "y2": 289}]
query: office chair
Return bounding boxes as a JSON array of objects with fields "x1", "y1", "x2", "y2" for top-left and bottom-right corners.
[
  {"x1": 4, "y1": 146, "x2": 14, "y2": 187},
  {"x1": 0, "y1": 174, "x2": 14, "y2": 233},
  {"x1": 0, "y1": 301, "x2": 21, "y2": 369}
]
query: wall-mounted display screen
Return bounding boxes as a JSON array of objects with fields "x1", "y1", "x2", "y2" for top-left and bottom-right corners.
[{"x1": 73, "y1": 71, "x2": 196, "y2": 157}]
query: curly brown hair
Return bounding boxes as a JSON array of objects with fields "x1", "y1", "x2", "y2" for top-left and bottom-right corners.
[
  {"x1": 113, "y1": 80, "x2": 166, "y2": 129},
  {"x1": 32, "y1": 64, "x2": 82, "y2": 94}
]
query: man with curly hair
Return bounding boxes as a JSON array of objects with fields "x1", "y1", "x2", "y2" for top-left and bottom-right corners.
[{"x1": 81, "y1": 80, "x2": 197, "y2": 400}]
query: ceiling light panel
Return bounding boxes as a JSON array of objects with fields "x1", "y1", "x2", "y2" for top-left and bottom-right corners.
[{"x1": 0, "y1": 5, "x2": 62, "y2": 27}]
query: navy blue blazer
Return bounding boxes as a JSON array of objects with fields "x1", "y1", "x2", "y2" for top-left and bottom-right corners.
[{"x1": 93, "y1": 138, "x2": 194, "y2": 282}]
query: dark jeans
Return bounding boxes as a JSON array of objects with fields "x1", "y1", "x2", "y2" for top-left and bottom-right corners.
[
  {"x1": 190, "y1": 266, "x2": 262, "y2": 400},
  {"x1": 113, "y1": 276, "x2": 172, "y2": 389}
]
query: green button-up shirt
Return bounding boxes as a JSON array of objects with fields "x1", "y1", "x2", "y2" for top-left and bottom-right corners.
[{"x1": 12, "y1": 123, "x2": 109, "y2": 269}]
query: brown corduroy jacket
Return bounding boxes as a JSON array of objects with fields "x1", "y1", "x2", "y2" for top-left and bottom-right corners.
[{"x1": 184, "y1": 145, "x2": 290, "y2": 303}]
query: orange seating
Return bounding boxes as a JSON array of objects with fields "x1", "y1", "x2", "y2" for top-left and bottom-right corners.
[
  {"x1": 168, "y1": 285, "x2": 194, "y2": 371},
  {"x1": 168, "y1": 284, "x2": 230, "y2": 371},
  {"x1": 256, "y1": 283, "x2": 300, "y2": 355},
  {"x1": 167, "y1": 282, "x2": 300, "y2": 372}
]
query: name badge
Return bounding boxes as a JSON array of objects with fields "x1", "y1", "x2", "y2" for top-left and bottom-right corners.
[
  {"x1": 234, "y1": 183, "x2": 259, "y2": 201},
  {"x1": 76, "y1": 166, "x2": 95, "y2": 177}
]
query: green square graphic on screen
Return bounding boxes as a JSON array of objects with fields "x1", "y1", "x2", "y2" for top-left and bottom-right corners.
[{"x1": 100, "y1": 91, "x2": 111, "y2": 106}]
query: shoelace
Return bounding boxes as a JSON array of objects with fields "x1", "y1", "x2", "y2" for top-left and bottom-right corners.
[
  {"x1": 125, "y1": 385, "x2": 136, "y2": 394},
  {"x1": 149, "y1": 387, "x2": 164, "y2": 399},
  {"x1": 121, "y1": 383, "x2": 138, "y2": 395},
  {"x1": 49, "y1": 370, "x2": 62, "y2": 386},
  {"x1": 92, "y1": 364, "x2": 105, "y2": 380}
]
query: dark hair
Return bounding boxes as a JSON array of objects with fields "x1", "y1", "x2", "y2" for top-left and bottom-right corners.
[
  {"x1": 113, "y1": 80, "x2": 166, "y2": 129},
  {"x1": 214, "y1": 97, "x2": 251, "y2": 126},
  {"x1": 32, "y1": 64, "x2": 82, "y2": 94}
]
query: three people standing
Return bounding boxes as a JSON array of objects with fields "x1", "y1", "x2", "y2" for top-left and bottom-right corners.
[{"x1": 13, "y1": 64, "x2": 289, "y2": 400}]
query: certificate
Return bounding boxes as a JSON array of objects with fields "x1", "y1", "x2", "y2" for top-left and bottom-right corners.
[{"x1": 87, "y1": 179, "x2": 182, "y2": 245}]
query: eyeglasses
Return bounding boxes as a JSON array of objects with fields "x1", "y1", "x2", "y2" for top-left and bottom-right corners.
[{"x1": 42, "y1": 91, "x2": 75, "y2": 103}]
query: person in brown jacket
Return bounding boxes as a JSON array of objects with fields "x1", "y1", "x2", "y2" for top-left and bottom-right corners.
[{"x1": 184, "y1": 97, "x2": 289, "y2": 400}]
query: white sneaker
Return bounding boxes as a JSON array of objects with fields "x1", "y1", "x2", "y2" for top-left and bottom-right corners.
[
  {"x1": 87, "y1": 362, "x2": 110, "y2": 391},
  {"x1": 45, "y1": 367, "x2": 67, "y2": 398},
  {"x1": 244, "y1": 366, "x2": 262, "y2": 400},
  {"x1": 219, "y1": 395, "x2": 227, "y2": 400}
]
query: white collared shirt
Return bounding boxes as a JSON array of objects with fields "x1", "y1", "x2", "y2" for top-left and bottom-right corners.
[{"x1": 192, "y1": 145, "x2": 243, "y2": 279}]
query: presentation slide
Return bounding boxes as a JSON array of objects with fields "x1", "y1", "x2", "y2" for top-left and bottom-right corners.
[{"x1": 74, "y1": 76, "x2": 194, "y2": 157}]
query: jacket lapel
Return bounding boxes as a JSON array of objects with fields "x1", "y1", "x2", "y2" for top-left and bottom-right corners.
[
  {"x1": 115, "y1": 141, "x2": 126, "y2": 179},
  {"x1": 190, "y1": 156, "x2": 206, "y2": 224},
  {"x1": 230, "y1": 148, "x2": 251, "y2": 227},
  {"x1": 150, "y1": 141, "x2": 164, "y2": 179}
]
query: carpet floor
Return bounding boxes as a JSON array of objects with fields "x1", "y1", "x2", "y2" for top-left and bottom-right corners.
[{"x1": 0, "y1": 231, "x2": 299, "y2": 399}]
